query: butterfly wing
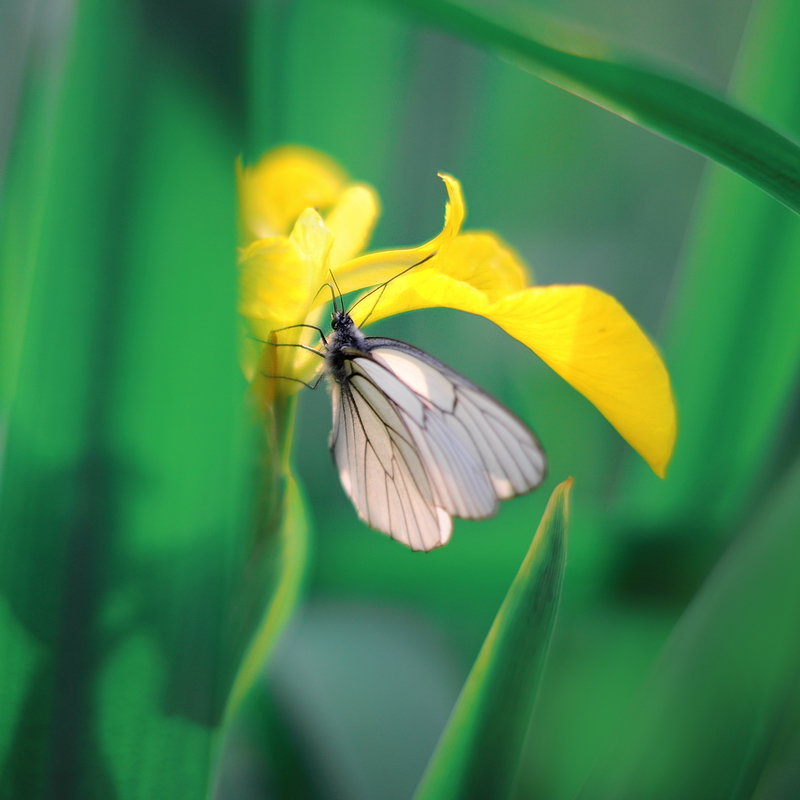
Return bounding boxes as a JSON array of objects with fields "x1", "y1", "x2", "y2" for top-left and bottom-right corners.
[
  {"x1": 328, "y1": 338, "x2": 546, "y2": 551},
  {"x1": 329, "y1": 372, "x2": 453, "y2": 551},
  {"x1": 365, "y1": 338, "x2": 547, "y2": 499}
]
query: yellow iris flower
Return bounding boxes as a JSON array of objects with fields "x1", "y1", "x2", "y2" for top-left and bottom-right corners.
[{"x1": 238, "y1": 145, "x2": 676, "y2": 477}]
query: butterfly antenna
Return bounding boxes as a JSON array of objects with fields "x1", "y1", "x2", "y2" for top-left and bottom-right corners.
[
  {"x1": 329, "y1": 269, "x2": 345, "y2": 313},
  {"x1": 357, "y1": 283, "x2": 389, "y2": 328},
  {"x1": 348, "y1": 251, "x2": 437, "y2": 325},
  {"x1": 311, "y1": 281, "x2": 339, "y2": 313}
]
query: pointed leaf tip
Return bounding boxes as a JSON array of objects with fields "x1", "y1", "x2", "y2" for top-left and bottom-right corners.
[{"x1": 415, "y1": 479, "x2": 571, "y2": 800}]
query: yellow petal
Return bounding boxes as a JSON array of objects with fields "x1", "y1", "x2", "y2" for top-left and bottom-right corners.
[
  {"x1": 438, "y1": 232, "x2": 530, "y2": 299},
  {"x1": 359, "y1": 236, "x2": 676, "y2": 476},
  {"x1": 238, "y1": 146, "x2": 348, "y2": 242},
  {"x1": 239, "y1": 208, "x2": 332, "y2": 338},
  {"x1": 331, "y1": 172, "x2": 466, "y2": 296},
  {"x1": 356, "y1": 232, "x2": 529, "y2": 322},
  {"x1": 238, "y1": 236, "x2": 308, "y2": 338},
  {"x1": 326, "y1": 183, "x2": 381, "y2": 267},
  {"x1": 492, "y1": 286, "x2": 676, "y2": 477},
  {"x1": 289, "y1": 206, "x2": 334, "y2": 290}
]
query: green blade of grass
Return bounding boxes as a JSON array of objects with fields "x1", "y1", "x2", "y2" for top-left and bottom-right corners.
[
  {"x1": 414, "y1": 479, "x2": 572, "y2": 800},
  {"x1": 583, "y1": 454, "x2": 800, "y2": 799},
  {"x1": 390, "y1": 0, "x2": 800, "y2": 214}
]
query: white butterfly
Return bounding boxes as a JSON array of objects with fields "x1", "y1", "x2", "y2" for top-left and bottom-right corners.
[{"x1": 323, "y1": 309, "x2": 547, "y2": 551}]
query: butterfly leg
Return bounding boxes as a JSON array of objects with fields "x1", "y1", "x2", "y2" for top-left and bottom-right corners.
[
  {"x1": 267, "y1": 341, "x2": 325, "y2": 357},
  {"x1": 260, "y1": 371, "x2": 323, "y2": 390},
  {"x1": 268, "y1": 322, "x2": 328, "y2": 346},
  {"x1": 248, "y1": 337, "x2": 327, "y2": 358},
  {"x1": 254, "y1": 336, "x2": 326, "y2": 390}
]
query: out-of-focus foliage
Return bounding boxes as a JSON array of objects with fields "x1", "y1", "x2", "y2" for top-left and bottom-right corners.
[
  {"x1": 584, "y1": 456, "x2": 800, "y2": 800},
  {"x1": 2, "y1": 0, "x2": 798, "y2": 798}
]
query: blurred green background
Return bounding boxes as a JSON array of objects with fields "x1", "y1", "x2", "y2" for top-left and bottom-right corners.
[{"x1": 2, "y1": 0, "x2": 799, "y2": 798}]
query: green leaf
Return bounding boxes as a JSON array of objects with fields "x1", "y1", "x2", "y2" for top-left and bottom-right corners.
[
  {"x1": 621, "y1": 0, "x2": 800, "y2": 532},
  {"x1": 414, "y1": 479, "x2": 572, "y2": 800},
  {"x1": 584, "y1": 455, "x2": 800, "y2": 800},
  {"x1": 391, "y1": 0, "x2": 800, "y2": 214}
]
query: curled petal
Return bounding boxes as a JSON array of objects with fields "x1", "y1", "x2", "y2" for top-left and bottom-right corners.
[
  {"x1": 238, "y1": 146, "x2": 347, "y2": 243},
  {"x1": 332, "y1": 173, "x2": 466, "y2": 297},
  {"x1": 361, "y1": 236, "x2": 676, "y2": 476},
  {"x1": 435, "y1": 173, "x2": 466, "y2": 244}
]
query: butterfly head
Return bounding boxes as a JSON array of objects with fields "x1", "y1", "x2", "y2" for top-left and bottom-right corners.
[
  {"x1": 328, "y1": 310, "x2": 366, "y2": 356},
  {"x1": 330, "y1": 309, "x2": 353, "y2": 331}
]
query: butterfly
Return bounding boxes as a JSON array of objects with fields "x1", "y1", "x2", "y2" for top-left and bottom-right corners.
[{"x1": 320, "y1": 307, "x2": 547, "y2": 551}]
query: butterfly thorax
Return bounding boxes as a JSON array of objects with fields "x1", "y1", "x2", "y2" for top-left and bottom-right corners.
[{"x1": 326, "y1": 311, "x2": 368, "y2": 383}]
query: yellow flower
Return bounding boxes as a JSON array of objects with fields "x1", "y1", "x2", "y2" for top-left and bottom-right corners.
[{"x1": 238, "y1": 145, "x2": 677, "y2": 477}]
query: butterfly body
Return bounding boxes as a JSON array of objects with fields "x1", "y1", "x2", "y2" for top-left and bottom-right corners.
[
  {"x1": 325, "y1": 310, "x2": 369, "y2": 383},
  {"x1": 323, "y1": 311, "x2": 546, "y2": 551}
]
